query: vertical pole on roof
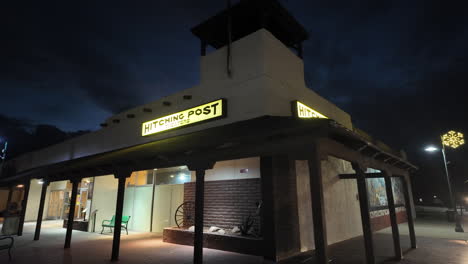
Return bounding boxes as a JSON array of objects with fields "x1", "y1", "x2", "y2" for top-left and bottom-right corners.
[
  {"x1": 401, "y1": 175, "x2": 417, "y2": 249},
  {"x1": 353, "y1": 163, "x2": 375, "y2": 264},
  {"x1": 297, "y1": 42, "x2": 303, "y2": 59},
  {"x1": 17, "y1": 179, "x2": 31, "y2": 236},
  {"x1": 226, "y1": 0, "x2": 232, "y2": 78},
  {"x1": 384, "y1": 173, "x2": 402, "y2": 260},
  {"x1": 308, "y1": 143, "x2": 329, "y2": 264},
  {"x1": 34, "y1": 179, "x2": 49, "y2": 241},
  {"x1": 111, "y1": 170, "x2": 131, "y2": 261},
  {"x1": 64, "y1": 178, "x2": 81, "y2": 249},
  {"x1": 201, "y1": 40, "x2": 207, "y2": 56}
]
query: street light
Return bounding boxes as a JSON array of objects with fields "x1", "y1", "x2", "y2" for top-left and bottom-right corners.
[
  {"x1": 424, "y1": 130, "x2": 465, "y2": 233},
  {"x1": 424, "y1": 146, "x2": 439, "y2": 152}
]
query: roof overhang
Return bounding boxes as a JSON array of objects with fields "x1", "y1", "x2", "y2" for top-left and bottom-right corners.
[{"x1": 0, "y1": 116, "x2": 417, "y2": 186}]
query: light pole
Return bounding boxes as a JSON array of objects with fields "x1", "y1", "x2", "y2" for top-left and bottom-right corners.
[{"x1": 424, "y1": 130, "x2": 465, "y2": 233}]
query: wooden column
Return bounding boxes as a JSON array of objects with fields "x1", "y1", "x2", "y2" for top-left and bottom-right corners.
[
  {"x1": 260, "y1": 156, "x2": 277, "y2": 260},
  {"x1": 17, "y1": 180, "x2": 31, "y2": 236},
  {"x1": 6, "y1": 186, "x2": 13, "y2": 206},
  {"x1": 308, "y1": 144, "x2": 329, "y2": 264},
  {"x1": 34, "y1": 180, "x2": 49, "y2": 241},
  {"x1": 401, "y1": 176, "x2": 417, "y2": 249},
  {"x1": 384, "y1": 174, "x2": 402, "y2": 260},
  {"x1": 64, "y1": 178, "x2": 80, "y2": 249},
  {"x1": 353, "y1": 164, "x2": 375, "y2": 264},
  {"x1": 111, "y1": 171, "x2": 131, "y2": 261},
  {"x1": 259, "y1": 155, "x2": 301, "y2": 261},
  {"x1": 187, "y1": 163, "x2": 214, "y2": 264},
  {"x1": 194, "y1": 169, "x2": 206, "y2": 264}
]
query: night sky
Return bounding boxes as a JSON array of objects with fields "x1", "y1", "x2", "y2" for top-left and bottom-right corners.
[{"x1": 1, "y1": 0, "x2": 468, "y2": 204}]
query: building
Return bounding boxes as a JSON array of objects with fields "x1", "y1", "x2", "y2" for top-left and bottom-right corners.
[{"x1": 0, "y1": 1, "x2": 417, "y2": 263}]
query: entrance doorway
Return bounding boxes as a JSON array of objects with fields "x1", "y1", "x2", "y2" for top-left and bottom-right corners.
[{"x1": 47, "y1": 190, "x2": 66, "y2": 220}]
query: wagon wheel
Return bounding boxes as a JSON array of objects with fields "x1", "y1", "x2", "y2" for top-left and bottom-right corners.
[{"x1": 175, "y1": 201, "x2": 195, "y2": 228}]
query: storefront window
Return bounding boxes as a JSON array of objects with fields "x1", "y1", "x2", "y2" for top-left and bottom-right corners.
[
  {"x1": 155, "y1": 166, "x2": 191, "y2": 185},
  {"x1": 64, "y1": 178, "x2": 94, "y2": 221},
  {"x1": 126, "y1": 170, "x2": 154, "y2": 187}
]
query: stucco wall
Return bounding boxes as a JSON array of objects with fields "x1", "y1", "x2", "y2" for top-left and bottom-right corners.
[
  {"x1": 12, "y1": 29, "x2": 352, "y2": 174},
  {"x1": 24, "y1": 179, "x2": 42, "y2": 221},
  {"x1": 24, "y1": 179, "x2": 68, "y2": 222},
  {"x1": 191, "y1": 157, "x2": 260, "y2": 182},
  {"x1": 89, "y1": 175, "x2": 117, "y2": 232},
  {"x1": 296, "y1": 156, "x2": 363, "y2": 252}
]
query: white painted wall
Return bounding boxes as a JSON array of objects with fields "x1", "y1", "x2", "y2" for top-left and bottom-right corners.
[
  {"x1": 152, "y1": 184, "x2": 184, "y2": 233},
  {"x1": 89, "y1": 175, "x2": 117, "y2": 233},
  {"x1": 191, "y1": 157, "x2": 260, "y2": 182},
  {"x1": 12, "y1": 29, "x2": 352, "y2": 173},
  {"x1": 24, "y1": 179, "x2": 42, "y2": 222},
  {"x1": 123, "y1": 185, "x2": 153, "y2": 232}
]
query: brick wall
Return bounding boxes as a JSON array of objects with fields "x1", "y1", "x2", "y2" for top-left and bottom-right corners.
[
  {"x1": 370, "y1": 207, "x2": 407, "y2": 232},
  {"x1": 184, "y1": 178, "x2": 261, "y2": 230}
]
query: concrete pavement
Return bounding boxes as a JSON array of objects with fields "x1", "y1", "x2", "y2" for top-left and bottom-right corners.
[{"x1": 0, "y1": 219, "x2": 467, "y2": 263}]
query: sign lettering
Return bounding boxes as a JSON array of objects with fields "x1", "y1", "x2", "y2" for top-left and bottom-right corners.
[
  {"x1": 292, "y1": 101, "x2": 328, "y2": 119},
  {"x1": 142, "y1": 99, "x2": 226, "y2": 136}
]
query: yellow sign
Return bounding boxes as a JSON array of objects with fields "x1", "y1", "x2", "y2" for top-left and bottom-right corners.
[
  {"x1": 292, "y1": 101, "x2": 327, "y2": 119},
  {"x1": 442, "y1": 130, "x2": 464, "y2": 149},
  {"x1": 142, "y1": 99, "x2": 226, "y2": 136}
]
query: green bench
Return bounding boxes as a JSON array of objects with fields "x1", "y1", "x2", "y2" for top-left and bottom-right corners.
[
  {"x1": 0, "y1": 236, "x2": 14, "y2": 260},
  {"x1": 101, "y1": 215, "x2": 131, "y2": 235}
]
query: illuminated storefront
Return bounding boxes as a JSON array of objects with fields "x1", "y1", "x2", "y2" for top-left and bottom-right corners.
[{"x1": 0, "y1": 1, "x2": 418, "y2": 263}]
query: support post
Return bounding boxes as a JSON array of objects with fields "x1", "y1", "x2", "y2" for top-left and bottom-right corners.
[
  {"x1": 6, "y1": 186, "x2": 13, "y2": 206},
  {"x1": 260, "y1": 156, "x2": 277, "y2": 260},
  {"x1": 353, "y1": 163, "x2": 375, "y2": 264},
  {"x1": 111, "y1": 170, "x2": 132, "y2": 261},
  {"x1": 384, "y1": 173, "x2": 402, "y2": 260},
  {"x1": 194, "y1": 169, "x2": 206, "y2": 264},
  {"x1": 34, "y1": 180, "x2": 49, "y2": 241},
  {"x1": 64, "y1": 178, "x2": 80, "y2": 249},
  {"x1": 401, "y1": 176, "x2": 417, "y2": 249},
  {"x1": 259, "y1": 155, "x2": 301, "y2": 261},
  {"x1": 308, "y1": 144, "x2": 329, "y2": 264},
  {"x1": 17, "y1": 180, "x2": 31, "y2": 236},
  {"x1": 187, "y1": 162, "x2": 214, "y2": 264}
]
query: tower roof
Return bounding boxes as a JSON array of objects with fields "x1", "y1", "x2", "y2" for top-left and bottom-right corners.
[{"x1": 191, "y1": 0, "x2": 309, "y2": 49}]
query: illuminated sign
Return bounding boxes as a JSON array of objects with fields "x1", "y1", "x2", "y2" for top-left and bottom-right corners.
[
  {"x1": 291, "y1": 101, "x2": 328, "y2": 119},
  {"x1": 142, "y1": 99, "x2": 226, "y2": 136}
]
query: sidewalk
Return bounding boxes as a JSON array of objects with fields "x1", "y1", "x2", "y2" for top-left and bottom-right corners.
[
  {"x1": 1, "y1": 219, "x2": 468, "y2": 263},
  {"x1": 378, "y1": 215, "x2": 468, "y2": 240}
]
